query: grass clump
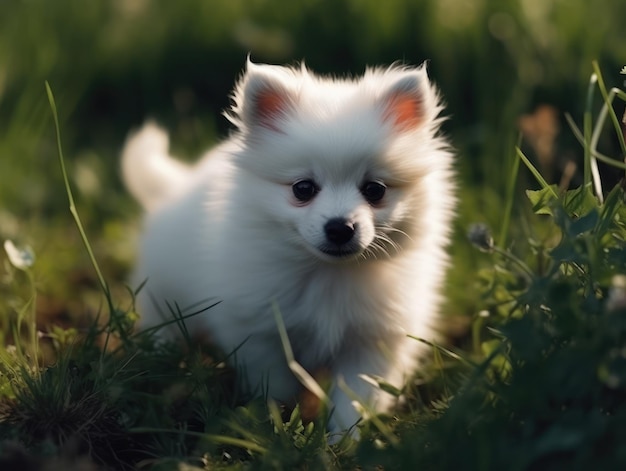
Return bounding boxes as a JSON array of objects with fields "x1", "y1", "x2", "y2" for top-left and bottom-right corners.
[{"x1": 1, "y1": 68, "x2": 626, "y2": 469}]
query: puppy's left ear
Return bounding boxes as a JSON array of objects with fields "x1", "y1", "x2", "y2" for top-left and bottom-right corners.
[
  {"x1": 233, "y1": 61, "x2": 296, "y2": 133},
  {"x1": 381, "y1": 70, "x2": 437, "y2": 132}
]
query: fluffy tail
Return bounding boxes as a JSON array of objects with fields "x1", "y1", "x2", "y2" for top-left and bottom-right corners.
[{"x1": 121, "y1": 122, "x2": 191, "y2": 211}]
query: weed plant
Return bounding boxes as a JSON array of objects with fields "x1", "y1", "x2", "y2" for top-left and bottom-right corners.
[{"x1": 1, "y1": 67, "x2": 626, "y2": 469}]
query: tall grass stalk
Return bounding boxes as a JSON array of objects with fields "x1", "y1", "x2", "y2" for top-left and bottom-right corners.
[
  {"x1": 592, "y1": 61, "x2": 626, "y2": 156},
  {"x1": 563, "y1": 64, "x2": 626, "y2": 201},
  {"x1": 584, "y1": 73, "x2": 598, "y2": 195},
  {"x1": 564, "y1": 114, "x2": 626, "y2": 170},
  {"x1": 45, "y1": 82, "x2": 118, "y2": 359},
  {"x1": 498, "y1": 135, "x2": 522, "y2": 248},
  {"x1": 45, "y1": 83, "x2": 111, "y2": 305},
  {"x1": 516, "y1": 148, "x2": 558, "y2": 198}
]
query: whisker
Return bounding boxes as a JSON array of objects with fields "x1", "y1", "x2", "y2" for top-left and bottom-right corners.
[
  {"x1": 376, "y1": 232, "x2": 399, "y2": 250},
  {"x1": 373, "y1": 229, "x2": 402, "y2": 255},
  {"x1": 385, "y1": 226, "x2": 413, "y2": 242}
]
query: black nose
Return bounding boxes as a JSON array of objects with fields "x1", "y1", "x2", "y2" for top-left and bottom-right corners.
[{"x1": 324, "y1": 218, "x2": 355, "y2": 245}]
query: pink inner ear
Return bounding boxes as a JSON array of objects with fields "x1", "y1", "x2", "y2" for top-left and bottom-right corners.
[
  {"x1": 255, "y1": 87, "x2": 290, "y2": 131},
  {"x1": 384, "y1": 93, "x2": 423, "y2": 131}
]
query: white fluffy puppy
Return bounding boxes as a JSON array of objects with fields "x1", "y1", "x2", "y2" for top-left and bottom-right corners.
[{"x1": 122, "y1": 60, "x2": 455, "y2": 437}]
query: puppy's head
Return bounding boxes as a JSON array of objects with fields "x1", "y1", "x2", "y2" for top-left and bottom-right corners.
[{"x1": 227, "y1": 60, "x2": 453, "y2": 263}]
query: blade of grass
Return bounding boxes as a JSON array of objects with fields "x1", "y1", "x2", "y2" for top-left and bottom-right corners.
[
  {"x1": 272, "y1": 302, "x2": 330, "y2": 407},
  {"x1": 132, "y1": 301, "x2": 221, "y2": 339},
  {"x1": 593, "y1": 61, "x2": 626, "y2": 156},
  {"x1": 267, "y1": 399, "x2": 290, "y2": 441},
  {"x1": 335, "y1": 375, "x2": 398, "y2": 446},
  {"x1": 583, "y1": 73, "x2": 598, "y2": 195},
  {"x1": 498, "y1": 134, "x2": 522, "y2": 248},
  {"x1": 45, "y1": 82, "x2": 119, "y2": 361},
  {"x1": 408, "y1": 335, "x2": 478, "y2": 368},
  {"x1": 45, "y1": 82, "x2": 112, "y2": 308},
  {"x1": 565, "y1": 113, "x2": 626, "y2": 170},
  {"x1": 516, "y1": 147, "x2": 558, "y2": 198}
]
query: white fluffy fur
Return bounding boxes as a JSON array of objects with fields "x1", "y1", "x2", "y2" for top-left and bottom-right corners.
[{"x1": 122, "y1": 60, "x2": 455, "y2": 438}]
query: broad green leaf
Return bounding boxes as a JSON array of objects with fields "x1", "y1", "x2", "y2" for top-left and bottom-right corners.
[
  {"x1": 562, "y1": 185, "x2": 599, "y2": 217},
  {"x1": 526, "y1": 185, "x2": 559, "y2": 215}
]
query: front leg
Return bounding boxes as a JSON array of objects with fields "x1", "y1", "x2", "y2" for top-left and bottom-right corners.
[
  {"x1": 230, "y1": 334, "x2": 300, "y2": 405},
  {"x1": 327, "y1": 342, "x2": 403, "y2": 439}
]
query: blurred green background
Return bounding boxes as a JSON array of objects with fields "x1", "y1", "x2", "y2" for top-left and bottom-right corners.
[{"x1": 0, "y1": 0, "x2": 624, "y2": 323}]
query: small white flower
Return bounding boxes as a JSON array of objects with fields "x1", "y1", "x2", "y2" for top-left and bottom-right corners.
[
  {"x1": 620, "y1": 66, "x2": 626, "y2": 75},
  {"x1": 3, "y1": 239, "x2": 35, "y2": 269}
]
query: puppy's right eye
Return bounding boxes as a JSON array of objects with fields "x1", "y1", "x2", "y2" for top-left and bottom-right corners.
[{"x1": 292, "y1": 179, "x2": 319, "y2": 202}]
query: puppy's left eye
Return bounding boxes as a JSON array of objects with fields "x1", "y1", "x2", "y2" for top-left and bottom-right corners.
[{"x1": 361, "y1": 181, "x2": 386, "y2": 204}]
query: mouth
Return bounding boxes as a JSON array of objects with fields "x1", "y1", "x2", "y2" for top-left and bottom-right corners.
[{"x1": 317, "y1": 244, "x2": 362, "y2": 260}]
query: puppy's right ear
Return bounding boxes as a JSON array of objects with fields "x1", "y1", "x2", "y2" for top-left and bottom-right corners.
[
  {"x1": 244, "y1": 76, "x2": 293, "y2": 132},
  {"x1": 230, "y1": 61, "x2": 296, "y2": 133}
]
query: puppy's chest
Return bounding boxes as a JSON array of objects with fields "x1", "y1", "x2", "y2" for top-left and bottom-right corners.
[{"x1": 279, "y1": 269, "x2": 404, "y2": 360}]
